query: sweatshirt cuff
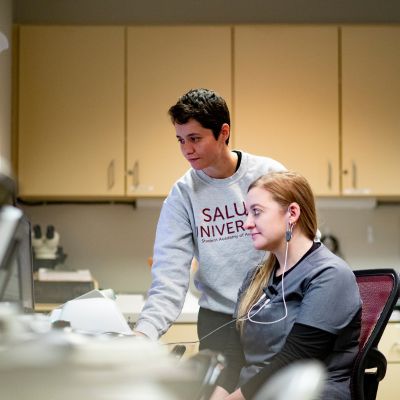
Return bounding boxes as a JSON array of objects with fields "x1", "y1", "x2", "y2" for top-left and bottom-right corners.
[{"x1": 134, "y1": 320, "x2": 160, "y2": 341}]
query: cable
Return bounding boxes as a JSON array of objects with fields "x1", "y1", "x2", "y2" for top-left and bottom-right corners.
[
  {"x1": 162, "y1": 313, "x2": 242, "y2": 346},
  {"x1": 245, "y1": 240, "x2": 289, "y2": 325}
]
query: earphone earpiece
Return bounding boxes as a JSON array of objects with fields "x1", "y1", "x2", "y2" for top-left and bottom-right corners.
[
  {"x1": 285, "y1": 213, "x2": 293, "y2": 241},
  {"x1": 285, "y1": 206, "x2": 295, "y2": 242},
  {"x1": 285, "y1": 225, "x2": 292, "y2": 242}
]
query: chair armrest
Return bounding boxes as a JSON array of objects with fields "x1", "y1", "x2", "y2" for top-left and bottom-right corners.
[{"x1": 365, "y1": 347, "x2": 387, "y2": 381}]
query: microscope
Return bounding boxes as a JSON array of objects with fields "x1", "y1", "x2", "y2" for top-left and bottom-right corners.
[{"x1": 31, "y1": 224, "x2": 67, "y2": 271}]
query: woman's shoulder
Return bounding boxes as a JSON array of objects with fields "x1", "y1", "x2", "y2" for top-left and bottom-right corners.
[{"x1": 305, "y1": 245, "x2": 357, "y2": 284}]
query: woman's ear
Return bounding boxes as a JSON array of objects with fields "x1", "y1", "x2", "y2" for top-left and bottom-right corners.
[{"x1": 287, "y1": 202, "x2": 301, "y2": 224}]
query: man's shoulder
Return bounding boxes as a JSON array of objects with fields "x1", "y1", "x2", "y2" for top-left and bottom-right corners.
[
  {"x1": 241, "y1": 151, "x2": 286, "y2": 173},
  {"x1": 172, "y1": 167, "x2": 202, "y2": 190},
  {"x1": 166, "y1": 168, "x2": 201, "y2": 201}
]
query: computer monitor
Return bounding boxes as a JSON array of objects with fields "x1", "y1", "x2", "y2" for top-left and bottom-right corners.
[
  {"x1": 0, "y1": 170, "x2": 16, "y2": 206},
  {"x1": 17, "y1": 214, "x2": 35, "y2": 312},
  {"x1": 0, "y1": 205, "x2": 35, "y2": 313}
]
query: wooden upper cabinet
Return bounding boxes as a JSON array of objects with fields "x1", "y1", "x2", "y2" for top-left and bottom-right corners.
[
  {"x1": 126, "y1": 26, "x2": 232, "y2": 197},
  {"x1": 18, "y1": 26, "x2": 125, "y2": 198},
  {"x1": 341, "y1": 27, "x2": 400, "y2": 197},
  {"x1": 17, "y1": 24, "x2": 399, "y2": 199},
  {"x1": 234, "y1": 26, "x2": 340, "y2": 196}
]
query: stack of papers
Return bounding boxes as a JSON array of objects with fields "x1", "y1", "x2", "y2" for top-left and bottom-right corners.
[{"x1": 50, "y1": 289, "x2": 133, "y2": 335}]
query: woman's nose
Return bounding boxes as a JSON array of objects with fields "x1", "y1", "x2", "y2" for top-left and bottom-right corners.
[{"x1": 243, "y1": 215, "x2": 254, "y2": 229}]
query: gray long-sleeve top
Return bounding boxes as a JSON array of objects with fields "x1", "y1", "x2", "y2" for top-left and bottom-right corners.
[{"x1": 135, "y1": 151, "x2": 286, "y2": 340}]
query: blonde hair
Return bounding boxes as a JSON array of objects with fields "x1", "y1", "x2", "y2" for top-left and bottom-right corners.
[{"x1": 237, "y1": 171, "x2": 317, "y2": 332}]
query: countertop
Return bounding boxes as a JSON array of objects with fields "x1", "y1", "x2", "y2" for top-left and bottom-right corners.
[{"x1": 114, "y1": 294, "x2": 400, "y2": 325}]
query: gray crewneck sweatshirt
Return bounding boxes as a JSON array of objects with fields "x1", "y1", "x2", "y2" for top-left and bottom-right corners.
[{"x1": 135, "y1": 152, "x2": 285, "y2": 340}]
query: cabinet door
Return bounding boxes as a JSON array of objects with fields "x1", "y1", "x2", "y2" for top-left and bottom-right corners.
[
  {"x1": 377, "y1": 364, "x2": 400, "y2": 400},
  {"x1": 160, "y1": 323, "x2": 199, "y2": 358},
  {"x1": 342, "y1": 27, "x2": 400, "y2": 196},
  {"x1": 18, "y1": 26, "x2": 125, "y2": 197},
  {"x1": 126, "y1": 26, "x2": 232, "y2": 197},
  {"x1": 378, "y1": 323, "x2": 400, "y2": 363},
  {"x1": 377, "y1": 323, "x2": 400, "y2": 400},
  {"x1": 234, "y1": 26, "x2": 339, "y2": 196}
]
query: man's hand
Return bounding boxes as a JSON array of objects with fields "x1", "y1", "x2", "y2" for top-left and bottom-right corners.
[
  {"x1": 132, "y1": 330, "x2": 149, "y2": 338},
  {"x1": 209, "y1": 387, "x2": 245, "y2": 400},
  {"x1": 225, "y1": 388, "x2": 245, "y2": 400},
  {"x1": 209, "y1": 386, "x2": 230, "y2": 400}
]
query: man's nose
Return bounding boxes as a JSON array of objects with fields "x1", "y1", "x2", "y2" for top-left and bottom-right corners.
[{"x1": 182, "y1": 142, "x2": 194, "y2": 154}]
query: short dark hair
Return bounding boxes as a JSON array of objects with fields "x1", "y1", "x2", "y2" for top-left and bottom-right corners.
[{"x1": 168, "y1": 88, "x2": 231, "y2": 144}]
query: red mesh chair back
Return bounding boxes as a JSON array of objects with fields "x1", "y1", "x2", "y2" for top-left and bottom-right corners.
[{"x1": 351, "y1": 269, "x2": 399, "y2": 400}]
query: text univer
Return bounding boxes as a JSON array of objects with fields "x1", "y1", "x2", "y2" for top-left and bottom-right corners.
[{"x1": 196, "y1": 202, "x2": 248, "y2": 239}]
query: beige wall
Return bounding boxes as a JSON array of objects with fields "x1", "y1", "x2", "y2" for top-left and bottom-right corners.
[
  {"x1": 0, "y1": 0, "x2": 12, "y2": 165},
  {"x1": 21, "y1": 200, "x2": 400, "y2": 294}
]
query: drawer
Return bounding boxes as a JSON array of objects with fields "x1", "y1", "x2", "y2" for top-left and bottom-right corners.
[{"x1": 379, "y1": 323, "x2": 400, "y2": 362}]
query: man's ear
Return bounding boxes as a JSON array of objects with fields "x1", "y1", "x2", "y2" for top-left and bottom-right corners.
[{"x1": 220, "y1": 123, "x2": 230, "y2": 143}]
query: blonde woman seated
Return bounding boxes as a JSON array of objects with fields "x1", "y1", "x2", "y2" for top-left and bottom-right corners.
[{"x1": 210, "y1": 171, "x2": 361, "y2": 400}]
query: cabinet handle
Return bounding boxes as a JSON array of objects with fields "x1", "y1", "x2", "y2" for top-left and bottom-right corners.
[
  {"x1": 127, "y1": 161, "x2": 139, "y2": 191},
  {"x1": 327, "y1": 161, "x2": 332, "y2": 190},
  {"x1": 107, "y1": 159, "x2": 115, "y2": 190},
  {"x1": 351, "y1": 161, "x2": 357, "y2": 189}
]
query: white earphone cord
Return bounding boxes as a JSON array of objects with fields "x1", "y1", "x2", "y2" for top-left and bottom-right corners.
[
  {"x1": 244, "y1": 240, "x2": 288, "y2": 325},
  {"x1": 164, "y1": 244, "x2": 289, "y2": 346}
]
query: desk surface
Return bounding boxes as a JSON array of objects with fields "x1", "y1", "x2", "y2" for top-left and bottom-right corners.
[{"x1": 115, "y1": 292, "x2": 200, "y2": 324}]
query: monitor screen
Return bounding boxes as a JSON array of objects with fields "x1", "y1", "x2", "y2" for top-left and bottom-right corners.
[{"x1": 0, "y1": 206, "x2": 35, "y2": 312}]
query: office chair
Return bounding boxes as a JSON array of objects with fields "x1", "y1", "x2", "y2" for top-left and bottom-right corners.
[
  {"x1": 171, "y1": 344, "x2": 187, "y2": 360},
  {"x1": 253, "y1": 360, "x2": 326, "y2": 400},
  {"x1": 351, "y1": 269, "x2": 400, "y2": 400}
]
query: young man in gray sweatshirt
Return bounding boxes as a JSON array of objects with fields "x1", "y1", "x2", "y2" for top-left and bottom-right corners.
[{"x1": 134, "y1": 88, "x2": 285, "y2": 352}]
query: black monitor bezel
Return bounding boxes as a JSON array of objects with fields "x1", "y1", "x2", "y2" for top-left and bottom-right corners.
[{"x1": 0, "y1": 206, "x2": 35, "y2": 313}]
